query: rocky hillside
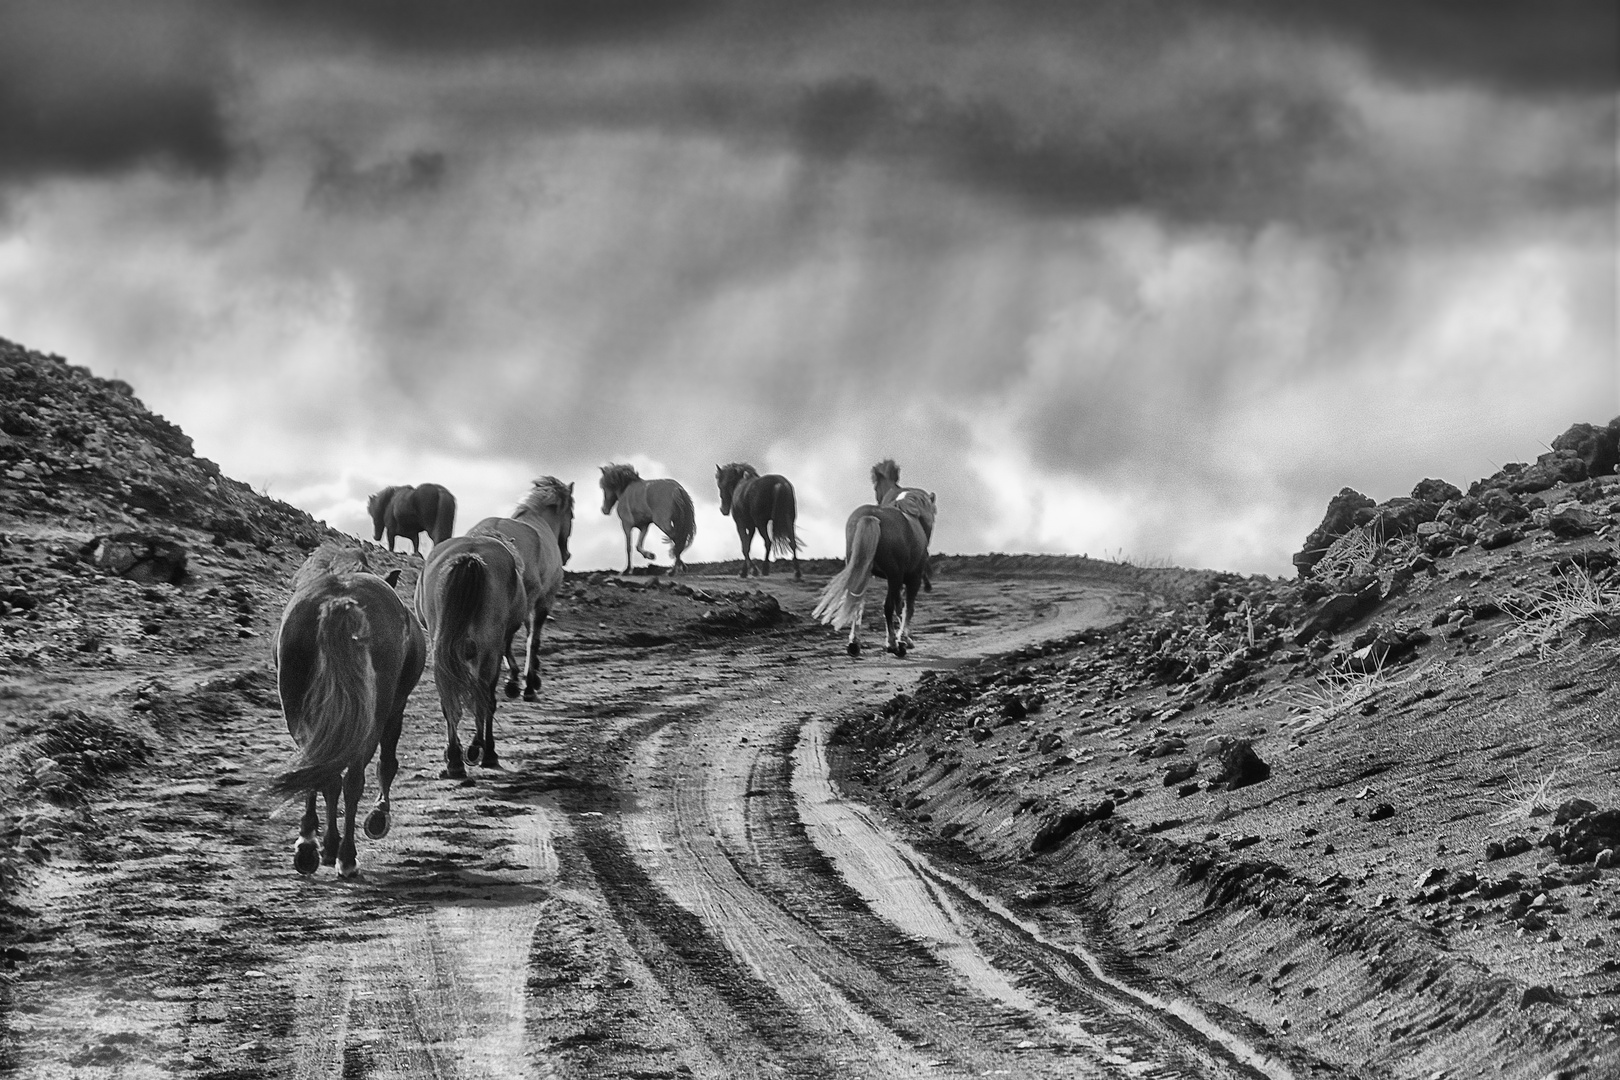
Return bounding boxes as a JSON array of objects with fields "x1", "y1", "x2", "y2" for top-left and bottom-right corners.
[{"x1": 841, "y1": 415, "x2": 1620, "y2": 1078}]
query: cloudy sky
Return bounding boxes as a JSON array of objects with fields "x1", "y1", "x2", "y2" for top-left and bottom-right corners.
[{"x1": 1, "y1": 1, "x2": 1614, "y2": 573}]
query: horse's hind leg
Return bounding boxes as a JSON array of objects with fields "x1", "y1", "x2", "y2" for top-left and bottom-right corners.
[
  {"x1": 320, "y1": 780, "x2": 342, "y2": 866},
  {"x1": 635, "y1": 525, "x2": 656, "y2": 562},
  {"x1": 365, "y1": 710, "x2": 402, "y2": 841},
  {"x1": 501, "y1": 626, "x2": 522, "y2": 699},
  {"x1": 441, "y1": 700, "x2": 466, "y2": 780},
  {"x1": 522, "y1": 607, "x2": 547, "y2": 702},
  {"x1": 899, "y1": 578, "x2": 921, "y2": 650},
  {"x1": 476, "y1": 654, "x2": 503, "y2": 769},
  {"x1": 884, "y1": 580, "x2": 906, "y2": 658},
  {"x1": 295, "y1": 792, "x2": 320, "y2": 875},
  {"x1": 337, "y1": 763, "x2": 364, "y2": 879}
]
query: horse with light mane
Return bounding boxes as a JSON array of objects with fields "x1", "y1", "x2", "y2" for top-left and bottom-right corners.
[
  {"x1": 414, "y1": 531, "x2": 528, "y2": 777},
  {"x1": 599, "y1": 463, "x2": 695, "y2": 573},
  {"x1": 812, "y1": 490, "x2": 935, "y2": 659},
  {"x1": 715, "y1": 462, "x2": 801, "y2": 580},
  {"x1": 872, "y1": 458, "x2": 935, "y2": 593},
  {"x1": 367, "y1": 483, "x2": 456, "y2": 554},
  {"x1": 271, "y1": 543, "x2": 425, "y2": 877},
  {"x1": 468, "y1": 476, "x2": 574, "y2": 701}
]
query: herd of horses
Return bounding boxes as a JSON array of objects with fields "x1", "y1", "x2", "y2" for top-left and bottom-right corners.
[{"x1": 273, "y1": 460, "x2": 936, "y2": 876}]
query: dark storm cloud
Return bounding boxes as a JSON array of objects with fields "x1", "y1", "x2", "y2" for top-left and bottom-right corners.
[
  {"x1": 307, "y1": 150, "x2": 449, "y2": 214},
  {"x1": 245, "y1": 0, "x2": 719, "y2": 49},
  {"x1": 1232, "y1": 0, "x2": 1619, "y2": 95},
  {"x1": 0, "y1": 1, "x2": 233, "y2": 181}
]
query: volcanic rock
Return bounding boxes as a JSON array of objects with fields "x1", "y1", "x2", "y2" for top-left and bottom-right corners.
[
  {"x1": 1411, "y1": 478, "x2": 1463, "y2": 504},
  {"x1": 1294, "y1": 578, "x2": 1381, "y2": 645},
  {"x1": 1202, "y1": 736, "x2": 1270, "y2": 791},
  {"x1": 1293, "y1": 488, "x2": 1376, "y2": 578},
  {"x1": 1030, "y1": 799, "x2": 1115, "y2": 853},
  {"x1": 1551, "y1": 419, "x2": 1620, "y2": 477},
  {"x1": 78, "y1": 532, "x2": 188, "y2": 585}
]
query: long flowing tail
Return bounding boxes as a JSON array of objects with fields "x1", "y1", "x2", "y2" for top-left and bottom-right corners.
[
  {"x1": 434, "y1": 491, "x2": 457, "y2": 544},
  {"x1": 769, "y1": 481, "x2": 799, "y2": 557},
  {"x1": 813, "y1": 516, "x2": 880, "y2": 629},
  {"x1": 665, "y1": 485, "x2": 696, "y2": 560},
  {"x1": 270, "y1": 598, "x2": 378, "y2": 797},
  {"x1": 432, "y1": 554, "x2": 489, "y2": 719}
]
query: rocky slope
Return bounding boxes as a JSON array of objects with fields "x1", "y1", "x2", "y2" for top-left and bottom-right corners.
[{"x1": 841, "y1": 417, "x2": 1620, "y2": 1078}]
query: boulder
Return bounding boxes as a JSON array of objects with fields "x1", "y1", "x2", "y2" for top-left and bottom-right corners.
[
  {"x1": 1366, "y1": 497, "x2": 1439, "y2": 541},
  {"x1": 1551, "y1": 420, "x2": 1620, "y2": 478},
  {"x1": 1293, "y1": 488, "x2": 1376, "y2": 578},
  {"x1": 1201, "y1": 736, "x2": 1270, "y2": 790},
  {"x1": 1030, "y1": 799, "x2": 1115, "y2": 853},
  {"x1": 1294, "y1": 578, "x2": 1382, "y2": 645},
  {"x1": 1410, "y1": 478, "x2": 1463, "y2": 504},
  {"x1": 1545, "y1": 502, "x2": 1602, "y2": 538},
  {"x1": 78, "y1": 532, "x2": 188, "y2": 585}
]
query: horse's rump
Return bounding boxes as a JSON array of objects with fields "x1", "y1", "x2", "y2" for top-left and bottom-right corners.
[
  {"x1": 763, "y1": 475, "x2": 799, "y2": 556},
  {"x1": 421, "y1": 484, "x2": 457, "y2": 543},
  {"x1": 651, "y1": 478, "x2": 695, "y2": 556},
  {"x1": 813, "y1": 510, "x2": 883, "y2": 629}
]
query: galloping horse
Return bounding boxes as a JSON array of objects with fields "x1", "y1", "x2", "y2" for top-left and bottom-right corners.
[
  {"x1": 600, "y1": 464, "x2": 695, "y2": 573},
  {"x1": 271, "y1": 544, "x2": 425, "y2": 877},
  {"x1": 812, "y1": 491, "x2": 935, "y2": 659},
  {"x1": 469, "y1": 476, "x2": 574, "y2": 701},
  {"x1": 368, "y1": 483, "x2": 456, "y2": 554},
  {"x1": 872, "y1": 459, "x2": 935, "y2": 591},
  {"x1": 715, "y1": 462, "x2": 801, "y2": 580},
  {"x1": 414, "y1": 532, "x2": 528, "y2": 777}
]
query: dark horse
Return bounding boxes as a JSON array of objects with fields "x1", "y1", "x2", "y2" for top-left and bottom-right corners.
[
  {"x1": 367, "y1": 483, "x2": 456, "y2": 554},
  {"x1": 414, "y1": 533, "x2": 528, "y2": 777},
  {"x1": 715, "y1": 462, "x2": 800, "y2": 580},
  {"x1": 271, "y1": 544, "x2": 425, "y2": 877},
  {"x1": 872, "y1": 458, "x2": 936, "y2": 591},
  {"x1": 812, "y1": 492, "x2": 935, "y2": 659}
]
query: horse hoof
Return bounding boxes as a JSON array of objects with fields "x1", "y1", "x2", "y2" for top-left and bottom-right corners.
[
  {"x1": 294, "y1": 841, "x2": 319, "y2": 876},
  {"x1": 846, "y1": 641, "x2": 861, "y2": 658},
  {"x1": 364, "y1": 807, "x2": 391, "y2": 840},
  {"x1": 321, "y1": 851, "x2": 338, "y2": 867},
  {"x1": 479, "y1": 752, "x2": 502, "y2": 770},
  {"x1": 522, "y1": 689, "x2": 539, "y2": 703},
  {"x1": 503, "y1": 682, "x2": 520, "y2": 700},
  {"x1": 465, "y1": 743, "x2": 483, "y2": 766},
  {"x1": 440, "y1": 766, "x2": 467, "y2": 780},
  {"x1": 894, "y1": 644, "x2": 908, "y2": 659},
  {"x1": 338, "y1": 862, "x2": 360, "y2": 880}
]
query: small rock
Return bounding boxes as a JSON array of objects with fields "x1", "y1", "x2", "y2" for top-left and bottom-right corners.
[
  {"x1": 1519, "y1": 985, "x2": 1559, "y2": 1009},
  {"x1": 1414, "y1": 867, "x2": 1447, "y2": 890},
  {"x1": 1554, "y1": 797, "x2": 1599, "y2": 826},
  {"x1": 1162, "y1": 760, "x2": 1198, "y2": 786},
  {"x1": 1368, "y1": 802, "x2": 1396, "y2": 822}
]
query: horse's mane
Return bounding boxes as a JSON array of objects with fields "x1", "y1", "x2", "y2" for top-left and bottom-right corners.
[
  {"x1": 871, "y1": 459, "x2": 901, "y2": 486},
  {"x1": 599, "y1": 462, "x2": 641, "y2": 493},
  {"x1": 514, "y1": 475, "x2": 574, "y2": 520},
  {"x1": 718, "y1": 462, "x2": 758, "y2": 483},
  {"x1": 291, "y1": 541, "x2": 373, "y2": 592},
  {"x1": 366, "y1": 485, "x2": 405, "y2": 519}
]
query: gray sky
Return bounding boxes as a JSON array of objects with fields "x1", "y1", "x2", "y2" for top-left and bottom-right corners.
[{"x1": 2, "y1": 1, "x2": 1614, "y2": 572}]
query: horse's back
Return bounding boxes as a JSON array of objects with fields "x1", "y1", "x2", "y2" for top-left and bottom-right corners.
[
  {"x1": 845, "y1": 504, "x2": 927, "y2": 577},
  {"x1": 470, "y1": 517, "x2": 562, "y2": 606},
  {"x1": 279, "y1": 571, "x2": 424, "y2": 719},
  {"x1": 418, "y1": 533, "x2": 527, "y2": 631},
  {"x1": 740, "y1": 474, "x2": 791, "y2": 526},
  {"x1": 417, "y1": 483, "x2": 456, "y2": 541}
]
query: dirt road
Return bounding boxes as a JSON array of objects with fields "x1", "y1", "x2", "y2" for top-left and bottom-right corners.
[{"x1": 3, "y1": 566, "x2": 1303, "y2": 1078}]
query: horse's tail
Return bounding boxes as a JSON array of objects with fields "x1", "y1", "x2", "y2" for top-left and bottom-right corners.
[
  {"x1": 432, "y1": 554, "x2": 489, "y2": 719},
  {"x1": 666, "y1": 485, "x2": 696, "y2": 559},
  {"x1": 813, "y1": 516, "x2": 880, "y2": 630},
  {"x1": 434, "y1": 489, "x2": 456, "y2": 544},
  {"x1": 270, "y1": 598, "x2": 378, "y2": 798},
  {"x1": 769, "y1": 480, "x2": 799, "y2": 557}
]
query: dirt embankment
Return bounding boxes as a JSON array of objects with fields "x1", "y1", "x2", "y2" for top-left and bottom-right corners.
[{"x1": 840, "y1": 424, "x2": 1620, "y2": 1079}]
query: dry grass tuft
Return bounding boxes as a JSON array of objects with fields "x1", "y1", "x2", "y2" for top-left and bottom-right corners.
[{"x1": 1502, "y1": 572, "x2": 1620, "y2": 658}]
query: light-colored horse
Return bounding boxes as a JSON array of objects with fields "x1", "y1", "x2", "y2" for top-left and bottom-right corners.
[
  {"x1": 414, "y1": 533, "x2": 528, "y2": 777},
  {"x1": 271, "y1": 543, "x2": 425, "y2": 877},
  {"x1": 715, "y1": 462, "x2": 801, "y2": 580},
  {"x1": 469, "y1": 476, "x2": 574, "y2": 702},
  {"x1": 367, "y1": 483, "x2": 456, "y2": 554},
  {"x1": 812, "y1": 492, "x2": 935, "y2": 659},
  {"x1": 599, "y1": 463, "x2": 695, "y2": 573}
]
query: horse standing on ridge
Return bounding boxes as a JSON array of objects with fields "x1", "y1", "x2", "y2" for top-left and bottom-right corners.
[
  {"x1": 812, "y1": 490, "x2": 935, "y2": 659},
  {"x1": 414, "y1": 532, "x2": 528, "y2": 777},
  {"x1": 271, "y1": 544, "x2": 425, "y2": 877},
  {"x1": 367, "y1": 483, "x2": 456, "y2": 554},
  {"x1": 715, "y1": 462, "x2": 801, "y2": 580},
  {"x1": 469, "y1": 476, "x2": 574, "y2": 702},
  {"x1": 599, "y1": 463, "x2": 695, "y2": 573}
]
